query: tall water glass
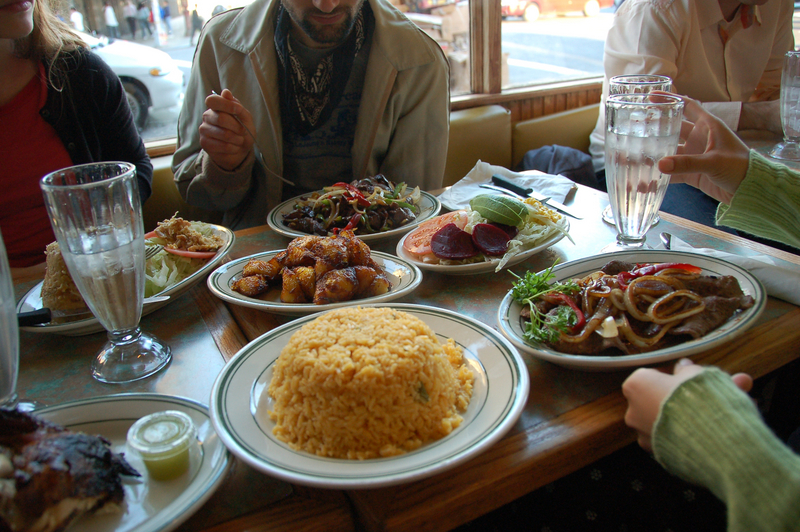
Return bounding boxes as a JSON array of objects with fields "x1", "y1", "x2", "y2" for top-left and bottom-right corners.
[
  {"x1": 770, "y1": 51, "x2": 800, "y2": 161},
  {"x1": 0, "y1": 228, "x2": 19, "y2": 407},
  {"x1": 602, "y1": 75, "x2": 673, "y2": 225},
  {"x1": 40, "y1": 162, "x2": 171, "y2": 384},
  {"x1": 604, "y1": 94, "x2": 684, "y2": 251}
]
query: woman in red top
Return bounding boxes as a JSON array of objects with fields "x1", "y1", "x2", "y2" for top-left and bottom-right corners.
[{"x1": 0, "y1": 0, "x2": 152, "y2": 273}]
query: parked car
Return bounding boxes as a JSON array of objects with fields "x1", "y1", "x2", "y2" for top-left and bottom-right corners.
[
  {"x1": 501, "y1": 0, "x2": 613, "y2": 21},
  {"x1": 79, "y1": 32, "x2": 184, "y2": 129}
]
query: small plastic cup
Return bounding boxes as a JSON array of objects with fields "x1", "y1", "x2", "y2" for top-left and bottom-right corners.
[{"x1": 126, "y1": 410, "x2": 197, "y2": 480}]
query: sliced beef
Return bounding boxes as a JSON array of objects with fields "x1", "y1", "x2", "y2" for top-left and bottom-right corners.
[
  {"x1": 682, "y1": 275, "x2": 745, "y2": 298},
  {"x1": 601, "y1": 260, "x2": 635, "y2": 275},
  {"x1": 669, "y1": 295, "x2": 753, "y2": 338}
]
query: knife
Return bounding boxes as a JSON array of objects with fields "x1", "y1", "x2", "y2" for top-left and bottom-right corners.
[
  {"x1": 490, "y1": 175, "x2": 584, "y2": 219},
  {"x1": 18, "y1": 295, "x2": 171, "y2": 326}
]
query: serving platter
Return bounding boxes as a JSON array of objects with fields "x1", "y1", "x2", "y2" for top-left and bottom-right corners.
[
  {"x1": 497, "y1": 250, "x2": 766, "y2": 370},
  {"x1": 34, "y1": 394, "x2": 232, "y2": 532},
  {"x1": 210, "y1": 303, "x2": 529, "y2": 489},
  {"x1": 266, "y1": 191, "x2": 441, "y2": 243},
  {"x1": 16, "y1": 225, "x2": 234, "y2": 336},
  {"x1": 395, "y1": 218, "x2": 569, "y2": 275},
  {"x1": 207, "y1": 251, "x2": 422, "y2": 315}
]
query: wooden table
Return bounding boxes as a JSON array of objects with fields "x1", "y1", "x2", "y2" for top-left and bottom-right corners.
[{"x1": 13, "y1": 184, "x2": 800, "y2": 532}]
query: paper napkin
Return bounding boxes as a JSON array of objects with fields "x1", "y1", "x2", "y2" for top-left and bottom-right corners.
[
  {"x1": 438, "y1": 161, "x2": 576, "y2": 212},
  {"x1": 664, "y1": 235, "x2": 800, "y2": 306}
]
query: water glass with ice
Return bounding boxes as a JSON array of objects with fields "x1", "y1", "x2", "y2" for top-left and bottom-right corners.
[
  {"x1": 0, "y1": 228, "x2": 19, "y2": 407},
  {"x1": 40, "y1": 162, "x2": 171, "y2": 384},
  {"x1": 603, "y1": 94, "x2": 684, "y2": 251},
  {"x1": 770, "y1": 51, "x2": 800, "y2": 161},
  {"x1": 602, "y1": 75, "x2": 673, "y2": 225}
]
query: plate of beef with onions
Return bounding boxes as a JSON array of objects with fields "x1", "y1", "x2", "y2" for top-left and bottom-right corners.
[{"x1": 496, "y1": 250, "x2": 765, "y2": 370}]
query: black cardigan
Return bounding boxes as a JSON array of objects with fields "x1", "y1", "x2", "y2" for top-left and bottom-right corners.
[{"x1": 40, "y1": 48, "x2": 153, "y2": 203}]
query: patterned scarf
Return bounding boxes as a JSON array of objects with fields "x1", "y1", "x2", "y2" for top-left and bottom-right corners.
[{"x1": 274, "y1": 2, "x2": 370, "y2": 136}]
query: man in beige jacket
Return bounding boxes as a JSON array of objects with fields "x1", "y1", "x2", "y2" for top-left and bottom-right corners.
[{"x1": 173, "y1": 0, "x2": 450, "y2": 229}]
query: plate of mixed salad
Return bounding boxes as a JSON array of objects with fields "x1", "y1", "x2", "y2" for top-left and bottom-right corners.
[
  {"x1": 396, "y1": 194, "x2": 571, "y2": 275},
  {"x1": 16, "y1": 217, "x2": 235, "y2": 336},
  {"x1": 267, "y1": 176, "x2": 441, "y2": 242}
]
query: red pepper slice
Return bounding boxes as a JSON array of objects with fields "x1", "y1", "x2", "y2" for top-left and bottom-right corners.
[
  {"x1": 333, "y1": 182, "x2": 370, "y2": 207},
  {"x1": 617, "y1": 262, "x2": 702, "y2": 290},
  {"x1": 549, "y1": 293, "x2": 585, "y2": 333}
]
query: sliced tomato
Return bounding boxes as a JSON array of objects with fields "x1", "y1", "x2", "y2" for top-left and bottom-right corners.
[
  {"x1": 144, "y1": 231, "x2": 218, "y2": 259},
  {"x1": 403, "y1": 210, "x2": 468, "y2": 255}
]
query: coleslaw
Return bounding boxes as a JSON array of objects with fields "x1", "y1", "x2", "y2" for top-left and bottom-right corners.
[{"x1": 144, "y1": 221, "x2": 219, "y2": 297}]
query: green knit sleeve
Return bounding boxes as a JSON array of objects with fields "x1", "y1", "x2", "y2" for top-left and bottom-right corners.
[
  {"x1": 653, "y1": 368, "x2": 800, "y2": 532},
  {"x1": 716, "y1": 150, "x2": 800, "y2": 249}
]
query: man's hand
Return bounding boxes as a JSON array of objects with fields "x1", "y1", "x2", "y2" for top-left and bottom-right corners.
[
  {"x1": 199, "y1": 89, "x2": 256, "y2": 171},
  {"x1": 657, "y1": 95, "x2": 750, "y2": 205},
  {"x1": 622, "y1": 358, "x2": 753, "y2": 452}
]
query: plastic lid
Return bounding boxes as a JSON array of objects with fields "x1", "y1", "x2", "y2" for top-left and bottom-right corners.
[{"x1": 126, "y1": 410, "x2": 196, "y2": 457}]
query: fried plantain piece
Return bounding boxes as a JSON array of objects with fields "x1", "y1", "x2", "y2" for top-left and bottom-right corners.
[
  {"x1": 232, "y1": 274, "x2": 271, "y2": 297},
  {"x1": 314, "y1": 267, "x2": 359, "y2": 305},
  {"x1": 281, "y1": 266, "x2": 316, "y2": 303},
  {"x1": 353, "y1": 265, "x2": 392, "y2": 297},
  {"x1": 311, "y1": 236, "x2": 349, "y2": 279},
  {"x1": 242, "y1": 257, "x2": 282, "y2": 280}
]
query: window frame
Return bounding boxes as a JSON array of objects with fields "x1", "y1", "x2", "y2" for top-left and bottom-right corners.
[{"x1": 145, "y1": 0, "x2": 604, "y2": 157}]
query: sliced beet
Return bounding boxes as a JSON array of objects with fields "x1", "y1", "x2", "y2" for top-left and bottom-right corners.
[
  {"x1": 431, "y1": 223, "x2": 478, "y2": 259},
  {"x1": 491, "y1": 222, "x2": 518, "y2": 239},
  {"x1": 471, "y1": 223, "x2": 510, "y2": 256}
]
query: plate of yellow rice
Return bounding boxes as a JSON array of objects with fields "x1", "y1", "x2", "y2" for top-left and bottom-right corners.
[{"x1": 209, "y1": 304, "x2": 529, "y2": 488}]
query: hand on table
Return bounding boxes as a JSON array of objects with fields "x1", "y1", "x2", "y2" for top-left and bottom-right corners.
[
  {"x1": 200, "y1": 88, "x2": 256, "y2": 172},
  {"x1": 656, "y1": 94, "x2": 750, "y2": 205},
  {"x1": 622, "y1": 358, "x2": 753, "y2": 453}
]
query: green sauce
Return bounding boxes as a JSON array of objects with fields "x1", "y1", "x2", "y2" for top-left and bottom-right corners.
[{"x1": 127, "y1": 410, "x2": 196, "y2": 481}]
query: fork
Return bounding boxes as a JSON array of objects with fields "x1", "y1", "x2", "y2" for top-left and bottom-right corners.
[
  {"x1": 210, "y1": 90, "x2": 294, "y2": 186},
  {"x1": 145, "y1": 244, "x2": 164, "y2": 260}
]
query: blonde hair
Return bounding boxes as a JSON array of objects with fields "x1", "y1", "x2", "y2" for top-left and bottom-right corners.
[{"x1": 13, "y1": 0, "x2": 87, "y2": 90}]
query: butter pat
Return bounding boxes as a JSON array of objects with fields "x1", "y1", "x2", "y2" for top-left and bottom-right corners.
[{"x1": 127, "y1": 410, "x2": 196, "y2": 481}]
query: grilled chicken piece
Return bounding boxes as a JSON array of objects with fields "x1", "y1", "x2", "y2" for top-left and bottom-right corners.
[
  {"x1": 281, "y1": 267, "x2": 316, "y2": 303},
  {"x1": 231, "y1": 274, "x2": 271, "y2": 298},
  {"x1": 242, "y1": 258, "x2": 282, "y2": 280},
  {"x1": 0, "y1": 408, "x2": 139, "y2": 532}
]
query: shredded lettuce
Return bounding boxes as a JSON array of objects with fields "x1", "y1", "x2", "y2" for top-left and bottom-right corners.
[{"x1": 144, "y1": 222, "x2": 217, "y2": 297}]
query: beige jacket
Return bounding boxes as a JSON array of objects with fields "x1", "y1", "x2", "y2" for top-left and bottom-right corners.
[{"x1": 172, "y1": 0, "x2": 450, "y2": 229}]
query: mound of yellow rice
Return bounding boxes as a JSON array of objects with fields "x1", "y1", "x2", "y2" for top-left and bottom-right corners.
[{"x1": 268, "y1": 307, "x2": 474, "y2": 460}]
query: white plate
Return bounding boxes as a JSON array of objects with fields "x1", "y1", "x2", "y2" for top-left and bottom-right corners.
[
  {"x1": 395, "y1": 219, "x2": 569, "y2": 275},
  {"x1": 34, "y1": 394, "x2": 232, "y2": 532},
  {"x1": 267, "y1": 191, "x2": 441, "y2": 242},
  {"x1": 207, "y1": 251, "x2": 423, "y2": 315},
  {"x1": 210, "y1": 303, "x2": 529, "y2": 489},
  {"x1": 497, "y1": 250, "x2": 766, "y2": 370},
  {"x1": 16, "y1": 225, "x2": 235, "y2": 336}
]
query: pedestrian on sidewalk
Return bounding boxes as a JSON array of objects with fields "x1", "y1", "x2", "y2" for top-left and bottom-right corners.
[
  {"x1": 188, "y1": 4, "x2": 202, "y2": 45},
  {"x1": 137, "y1": 1, "x2": 153, "y2": 37},
  {"x1": 69, "y1": 5, "x2": 84, "y2": 31},
  {"x1": 159, "y1": 0, "x2": 172, "y2": 34},
  {"x1": 103, "y1": 1, "x2": 119, "y2": 38},
  {"x1": 123, "y1": 0, "x2": 137, "y2": 38},
  {"x1": 180, "y1": 0, "x2": 189, "y2": 35}
]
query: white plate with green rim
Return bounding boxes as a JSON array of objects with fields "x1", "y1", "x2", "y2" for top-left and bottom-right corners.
[
  {"x1": 209, "y1": 303, "x2": 529, "y2": 489},
  {"x1": 16, "y1": 225, "x2": 234, "y2": 336},
  {"x1": 395, "y1": 217, "x2": 569, "y2": 275},
  {"x1": 267, "y1": 190, "x2": 441, "y2": 242},
  {"x1": 497, "y1": 250, "x2": 766, "y2": 370},
  {"x1": 207, "y1": 251, "x2": 423, "y2": 315},
  {"x1": 33, "y1": 393, "x2": 232, "y2": 532}
]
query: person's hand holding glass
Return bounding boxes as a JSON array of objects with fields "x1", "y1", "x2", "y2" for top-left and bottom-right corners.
[
  {"x1": 603, "y1": 94, "x2": 684, "y2": 251},
  {"x1": 769, "y1": 51, "x2": 800, "y2": 161},
  {"x1": 40, "y1": 162, "x2": 171, "y2": 384},
  {"x1": 602, "y1": 75, "x2": 673, "y2": 225}
]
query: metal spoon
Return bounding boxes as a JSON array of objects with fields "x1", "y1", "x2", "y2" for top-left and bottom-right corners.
[{"x1": 659, "y1": 232, "x2": 672, "y2": 250}]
